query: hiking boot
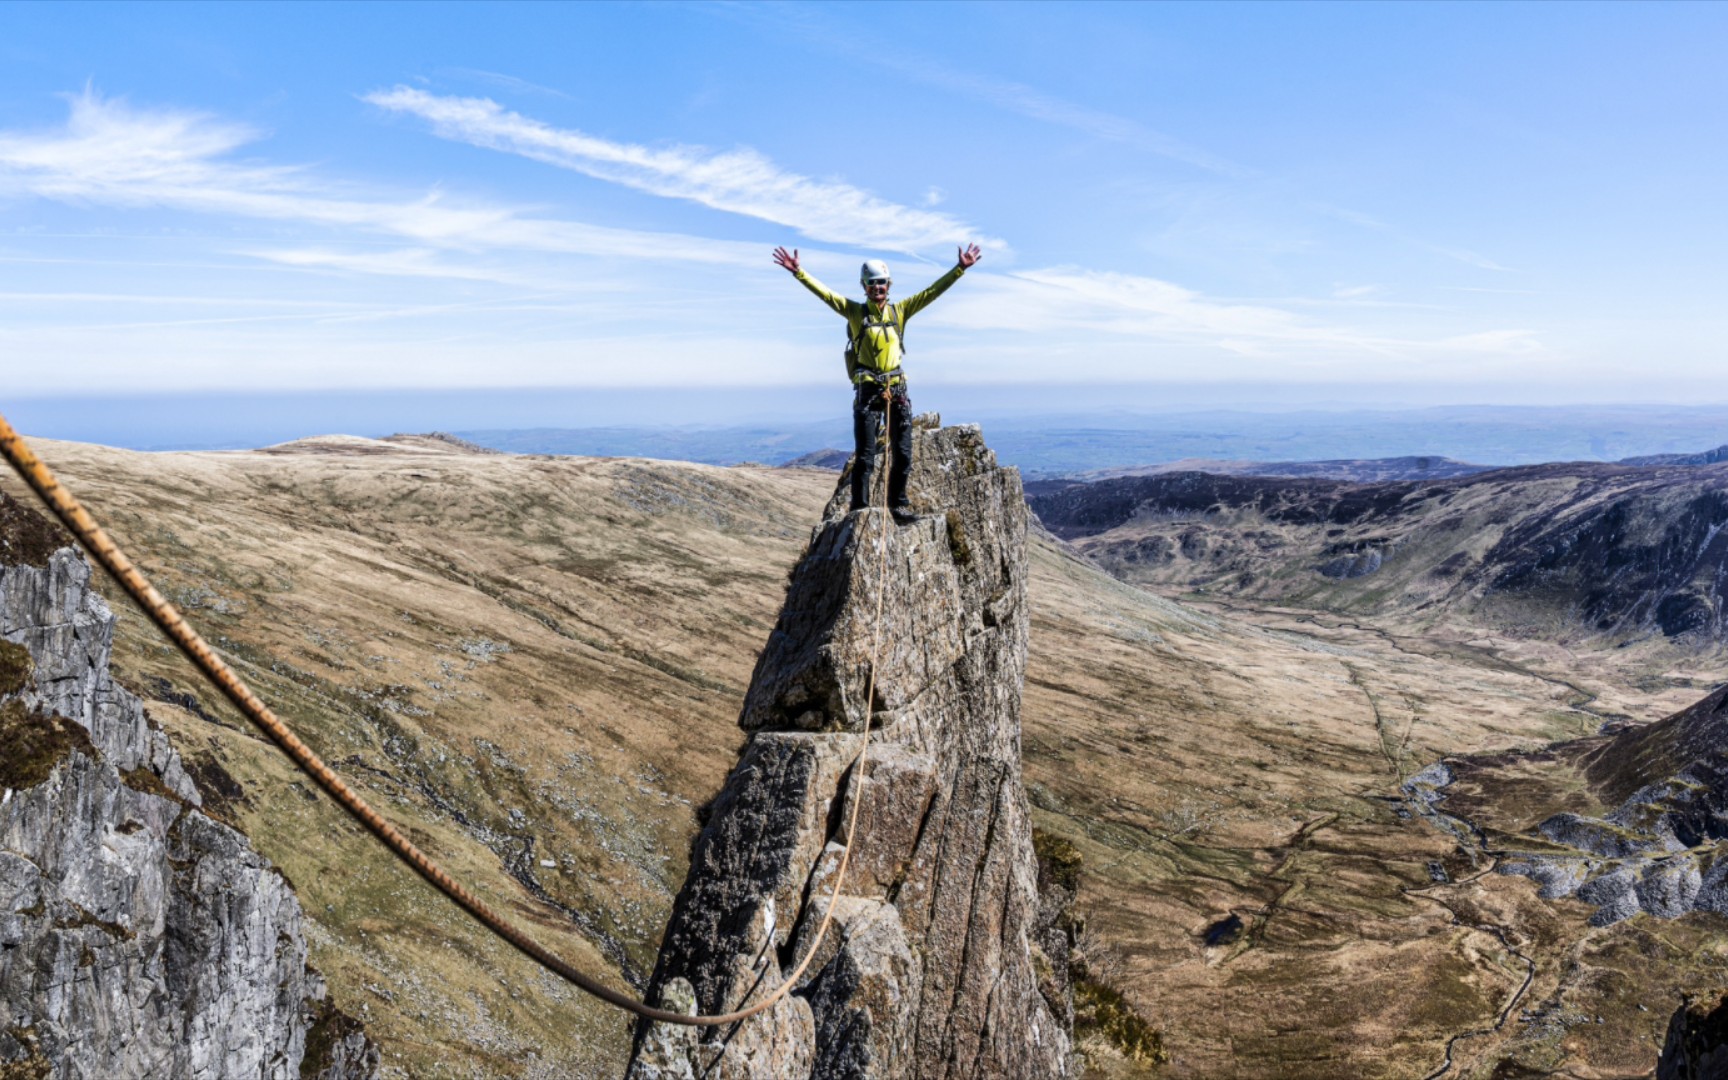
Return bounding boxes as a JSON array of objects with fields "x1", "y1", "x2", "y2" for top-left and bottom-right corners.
[{"x1": 891, "y1": 505, "x2": 919, "y2": 526}]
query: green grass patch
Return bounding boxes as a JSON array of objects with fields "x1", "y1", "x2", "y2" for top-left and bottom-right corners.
[
  {"x1": 0, "y1": 700, "x2": 97, "y2": 790},
  {"x1": 1075, "y1": 978, "x2": 1168, "y2": 1068},
  {"x1": 0, "y1": 640, "x2": 31, "y2": 696},
  {"x1": 945, "y1": 510, "x2": 974, "y2": 568},
  {"x1": 120, "y1": 765, "x2": 190, "y2": 808},
  {"x1": 0, "y1": 492, "x2": 70, "y2": 569},
  {"x1": 1033, "y1": 828, "x2": 1083, "y2": 893}
]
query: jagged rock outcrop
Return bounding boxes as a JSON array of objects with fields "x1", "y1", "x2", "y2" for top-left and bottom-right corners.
[
  {"x1": 1496, "y1": 685, "x2": 1728, "y2": 925},
  {"x1": 628, "y1": 419, "x2": 1075, "y2": 1079},
  {"x1": 0, "y1": 492, "x2": 377, "y2": 1079}
]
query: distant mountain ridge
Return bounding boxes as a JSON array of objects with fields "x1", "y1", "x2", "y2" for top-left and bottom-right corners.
[
  {"x1": 1058, "y1": 454, "x2": 1490, "y2": 483},
  {"x1": 443, "y1": 406, "x2": 1728, "y2": 477},
  {"x1": 779, "y1": 447, "x2": 849, "y2": 470},
  {"x1": 1620, "y1": 443, "x2": 1728, "y2": 467},
  {"x1": 1028, "y1": 456, "x2": 1728, "y2": 646}
]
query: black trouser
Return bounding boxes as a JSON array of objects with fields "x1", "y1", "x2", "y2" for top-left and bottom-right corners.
[{"x1": 851, "y1": 381, "x2": 912, "y2": 512}]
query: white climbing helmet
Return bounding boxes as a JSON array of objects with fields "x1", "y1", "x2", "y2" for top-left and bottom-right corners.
[{"x1": 860, "y1": 259, "x2": 891, "y2": 285}]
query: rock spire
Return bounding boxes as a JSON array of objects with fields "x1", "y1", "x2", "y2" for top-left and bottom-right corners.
[{"x1": 629, "y1": 418, "x2": 1075, "y2": 1079}]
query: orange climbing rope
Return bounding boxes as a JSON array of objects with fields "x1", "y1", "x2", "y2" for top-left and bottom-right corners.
[{"x1": 0, "y1": 402, "x2": 898, "y2": 1028}]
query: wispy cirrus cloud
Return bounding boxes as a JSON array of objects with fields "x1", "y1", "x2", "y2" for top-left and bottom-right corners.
[
  {"x1": 930, "y1": 266, "x2": 1545, "y2": 361},
  {"x1": 1439, "y1": 328, "x2": 1543, "y2": 355},
  {"x1": 718, "y1": 1, "x2": 1244, "y2": 178},
  {"x1": 364, "y1": 86, "x2": 1003, "y2": 254},
  {"x1": 0, "y1": 89, "x2": 767, "y2": 272},
  {"x1": 1320, "y1": 205, "x2": 1515, "y2": 273},
  {"x1": 438, "y1": 68, "x2": 574, "y2": 100},
  {"x1": 880, "y1": 64, "x2": 1246, "y2": 178}
]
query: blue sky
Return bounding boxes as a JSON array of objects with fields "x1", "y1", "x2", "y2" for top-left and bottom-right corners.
[{"x1": 3, "y1": 0, "x2": 1725, "y2": 407}]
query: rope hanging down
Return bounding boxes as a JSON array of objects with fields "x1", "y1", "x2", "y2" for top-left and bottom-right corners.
[{"x1": 0, "y1": 403, "x2": 899, "y2": 1028}]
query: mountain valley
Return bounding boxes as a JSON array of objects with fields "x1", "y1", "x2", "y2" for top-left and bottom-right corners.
[{"x1": 5, "y1": 434, "x2": 1728, "y2": 1077}]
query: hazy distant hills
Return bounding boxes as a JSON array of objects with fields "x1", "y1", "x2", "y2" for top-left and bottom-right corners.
[
  {"x1": 454, "y1": 422, "x2": 846, "y2": 466},
  {"x1": 446, "y1": 405, "x2": 1728, "y2": 478},
  {"x1": 18, "y1": 393, "x2": 1728, "y2": 469},
  {"x1": 1618, "y1": 443, "x2": 1728, "y2": 467},
  {"x1": 777, "y1": 447, "x2": 850, "y2": 470},
  {"x1": 1040, "y1": 454, "x2": 1491, "y2": 485}
]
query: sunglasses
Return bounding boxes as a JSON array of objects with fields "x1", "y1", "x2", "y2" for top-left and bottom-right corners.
[{"x1": 866, "y1": 279, "x2": 891, "y2": 288}]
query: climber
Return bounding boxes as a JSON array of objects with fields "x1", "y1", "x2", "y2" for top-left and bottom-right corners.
[{"x1": 772, "y1": 243, "x2": 982, "y2": 524}]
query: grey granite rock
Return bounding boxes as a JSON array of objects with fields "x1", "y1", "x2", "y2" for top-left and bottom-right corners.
[
  {"x1": 629, "y1": 420, "x2": 1075, "y2": 1078},
  {"x1": 0, "y1": 494, "x2": 377, "y2": 1080}
]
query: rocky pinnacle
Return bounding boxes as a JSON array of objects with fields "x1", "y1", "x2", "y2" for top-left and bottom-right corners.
[{"x1": 628, "y1": 419, "x2": 1076, "y2": 1079}]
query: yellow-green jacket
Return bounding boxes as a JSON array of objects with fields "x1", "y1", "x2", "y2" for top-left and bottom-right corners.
[{"x1": 793, "y1": 264, "x2": 968, "y2": 385}]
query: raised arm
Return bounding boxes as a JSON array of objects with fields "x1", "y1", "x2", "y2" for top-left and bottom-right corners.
[
  {"x1": 897, "y1": 244, "x2": 983, "y2": 319},
  {"x1": 773, "y1": 246, "x2": 850, "y2": 317}
]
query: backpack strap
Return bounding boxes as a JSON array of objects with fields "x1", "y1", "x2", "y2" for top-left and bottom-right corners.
[
  {"x1": 890, "y1": 302, "x2": 905, "y2": 352},
  {"x1": 849, "y1": 302, "x2": 905, "y2": 357}
]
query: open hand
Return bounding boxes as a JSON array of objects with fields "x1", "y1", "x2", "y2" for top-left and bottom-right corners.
[
  {"x1": 772, "y1": 246, "x2": 801, "y2": 274},
  {"x1": 957, "y1": 243, "x2": 982, "y2": 269}
]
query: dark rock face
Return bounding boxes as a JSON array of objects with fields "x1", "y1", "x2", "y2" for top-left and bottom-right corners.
[
  {"x1": 1319, "y1": 549, "x2": 1383, "y2": 579},
  {"x1": 0, "y1": 492, "x2": 377, "y2": 1080},
  {"x1": 1485, "y1": 488, "x2": 1728, "y2": 639},
  {"x1": 1024, "y1": 456, "x2": 1490, "y2": 489},
  {"x1": 1026, "y1": 471, "x2": 1412, "y2": 540},
  {"x1": 629, "y1": 420, "x2": 1074, "y2": 1078},
  {"x1": 1658, "y1": 990, "x2": 1728, "y2": 1079}
]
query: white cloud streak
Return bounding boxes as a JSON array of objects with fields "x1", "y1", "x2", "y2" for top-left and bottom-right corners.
[
  {"x1": 364, "y1": 86, "x2": 1002, "y2": 254},
  {"x1": 930, "y1": 266, "x2": 1545, "y2": 362},
  {"x1": 0, "y1": 89, "x2": 768, "y2": 272},
  {"x1": 1332, "y1": 284, "x2": 1380, "y2": 300}
]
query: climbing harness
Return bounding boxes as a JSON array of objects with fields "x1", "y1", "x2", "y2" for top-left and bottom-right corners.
[
  {"x1": 853, "y1": 367, "x2": 906, "y2": 394},
  {"x1": 0, "y1": 405, "x2": 898, "y2": 1029}
]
